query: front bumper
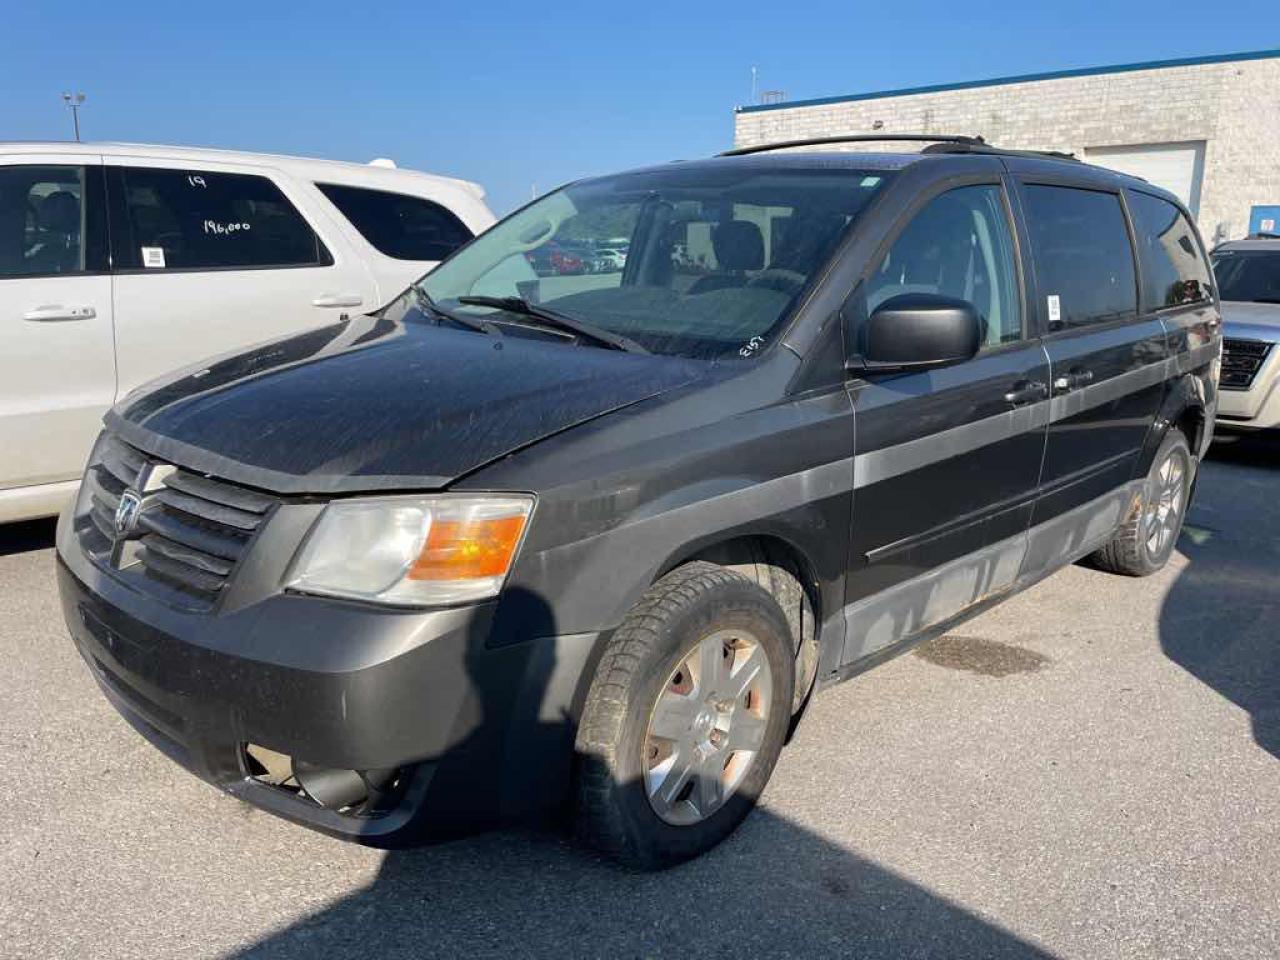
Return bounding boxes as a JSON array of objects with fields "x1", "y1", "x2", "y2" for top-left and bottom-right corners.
[
  {"x1": 1218, "y1": 373, "x2": 1280, "y2": 430},
  {"x1": 56, "y1": 511, "x2": 598, "y2": 846},
  {"x1": 1218, "y1": 339, "x2": 1280, "y2": 430}
]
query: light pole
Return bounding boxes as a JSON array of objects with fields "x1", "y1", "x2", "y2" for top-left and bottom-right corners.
[{"x1": 62, "y1": 92, "x2": 85, "y2": 142}]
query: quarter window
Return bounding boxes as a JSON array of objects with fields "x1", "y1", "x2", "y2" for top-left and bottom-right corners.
[
  {"x1": 1127, "y1": 192, "x2": 1212, "y2": 309},
  {"x1": 317, "y1": 183, "x2": 473, "y2": 262},
  {"x1": 114, "y1": 167, "x2": 330, "y2": 271},
  {"x1": 866, "y1": 184, "x2": 1022, "y2": 346},
  {"x1": 1022, "y1": 185, "x2": 1137, "y2": 330},
  {"x1": 0, "y1": 165, "x2": 86, "y2": 277}
]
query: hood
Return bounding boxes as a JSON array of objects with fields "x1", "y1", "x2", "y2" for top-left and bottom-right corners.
[
  {"x1": 107, "y1": 313, "x2": 707, "y2": 494},
  {"x1": 1222, "y1": 301, "x2": 1280, "y2": 343}
]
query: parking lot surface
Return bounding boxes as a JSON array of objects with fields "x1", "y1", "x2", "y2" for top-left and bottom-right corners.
[{"x1": 2, "y1": 439, "x2": 1278, "y2": 959}]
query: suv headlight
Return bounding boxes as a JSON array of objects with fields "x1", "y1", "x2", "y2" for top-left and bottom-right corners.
[{"x1": 286, "y1": 494, "x2": 534, "y2": 607}]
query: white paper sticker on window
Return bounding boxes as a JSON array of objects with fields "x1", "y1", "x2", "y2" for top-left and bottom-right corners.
[
  {"x1": 1047, "y1": 294, "x2": 1061, "y2": 325},
  {"x1": 141, "y1": 246, "x2": 166, "y2": 269},
  {"x1": 1263, "y1": 218, "x2": 1276, "y2": 233}
]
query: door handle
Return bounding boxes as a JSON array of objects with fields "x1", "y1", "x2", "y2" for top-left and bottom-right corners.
[
  {"x1": 1053, "y1": 369, "x2": 1095, "y2": 393},
  {"x1": 1004, "y1": 380, "x2": 1049, "y2": 405},
  {"x1": 23, "y1": 304, "x2": 96, "y2": 322},
  {"x1": 312, "y1": 294, "x2": 363, "y2": 308}
]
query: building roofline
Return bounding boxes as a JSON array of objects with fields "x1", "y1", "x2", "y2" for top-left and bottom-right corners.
[{"x1": 736, "y1": 47, "x2": 1280, "y2": 114}]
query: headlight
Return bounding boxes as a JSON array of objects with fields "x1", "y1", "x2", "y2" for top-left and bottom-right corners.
[{"x1": 285, "y1": 494, "x2": 534, "y2": 607}]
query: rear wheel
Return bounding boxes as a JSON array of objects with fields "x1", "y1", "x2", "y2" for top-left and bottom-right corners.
[
  {"x1": 1090, "y1": 430, "x2": 1193, "y2": 576},
  {"x1": 574, "y1": 562, "x2": 794, "y2": 869}
]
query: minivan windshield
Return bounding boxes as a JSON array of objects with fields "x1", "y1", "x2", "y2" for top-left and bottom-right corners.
[
  {"x1": 403, "y1": 165, "x2": 892, "y2": 359},
  {"x1": 1212, "y1": 249, "x2": 1280, "y2": 304}
]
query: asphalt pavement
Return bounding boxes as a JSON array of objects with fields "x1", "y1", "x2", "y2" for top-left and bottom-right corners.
[{"x1": 2, "y1": 437, "x2": 1278, "y2": 959}]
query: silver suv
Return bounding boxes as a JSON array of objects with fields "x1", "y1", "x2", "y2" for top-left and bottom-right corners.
[{"x1": 1213, "y1": 236, "x2": 1280, "y2": 431}]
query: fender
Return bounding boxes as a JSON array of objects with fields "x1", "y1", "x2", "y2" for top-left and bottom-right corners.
[{"x1": 1138, "y1": 371, "x2": 1208, "y2": 476}]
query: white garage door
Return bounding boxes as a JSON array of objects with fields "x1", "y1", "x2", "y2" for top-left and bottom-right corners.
[{"x1": 1084, "y1": 141, "x2": 1206, "y2": 215}]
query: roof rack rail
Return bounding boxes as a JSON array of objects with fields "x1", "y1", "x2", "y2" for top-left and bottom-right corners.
[
  {"x1": 718, "y1": 134, "x2": 986, "y2": 157},
  {"x1": 920, "y1": 141, "x2": 1080, "y2": 162}
]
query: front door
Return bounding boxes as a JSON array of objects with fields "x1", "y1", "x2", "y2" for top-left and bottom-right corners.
[
  {"x1": 0, "y1": 155, "x2": 115, "y2": 499},
  {"x1": 842, "y1": 181, "x2": 1049, "y2": 665}
]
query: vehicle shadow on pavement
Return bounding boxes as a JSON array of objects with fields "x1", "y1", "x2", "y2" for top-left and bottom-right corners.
[
  {"x1": 0, "y1": 518, "x2": 56, "y2": 557},
  {"x1": 231, "y1": 808, "x2": 1051, "y2": 960},
  {"x1": 226, "y1": 582, "x2": 1051, "y2": 959},
  {"x1": 1160, "y1": 436, "x2": 1280, "y2": 759}
]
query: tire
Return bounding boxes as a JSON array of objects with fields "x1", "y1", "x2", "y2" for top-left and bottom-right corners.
[
  {"x1": 574, "y1": 561, "x2": 795, "y2": 869},
  {"x1": 711, "y1": 542, "x2": 818, "y2": 715},
  {"x1": 1090, "y1": 429, "x2": 1193, "y2": 576}
]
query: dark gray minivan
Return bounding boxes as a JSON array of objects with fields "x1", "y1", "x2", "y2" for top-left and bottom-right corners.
[{"x1": 57, "y1": 136, "x2": 1221, "y2": 868}]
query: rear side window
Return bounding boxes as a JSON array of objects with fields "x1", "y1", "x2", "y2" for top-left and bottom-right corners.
[
  {"x1": 866, "y1": 184, "x2": 1022, "y2": 347},
  {"x1": 1127, "y1": 192, "x2": 1212, "y2": 309},
  {"x1": 316, "y1": 183, "x2": 473, "y2": 261},
  {"x1": 1022, "y1": 185, "x2": 1137, "y2": 330},
  {"x1": 114, "y1": 167, "x2": 330, "y2": 271},
  {"x1": 0, "y1": 165, "x2": 87, "y2": 277}
]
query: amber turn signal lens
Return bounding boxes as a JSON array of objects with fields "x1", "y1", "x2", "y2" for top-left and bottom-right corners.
[{"x1": 407, "y1": 513, "x2": 528, "y2": 581}]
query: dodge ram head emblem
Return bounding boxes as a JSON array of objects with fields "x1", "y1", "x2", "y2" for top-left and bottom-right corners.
[{"x1": 114, "y1": 490, "x2": 143, "y2": 537}]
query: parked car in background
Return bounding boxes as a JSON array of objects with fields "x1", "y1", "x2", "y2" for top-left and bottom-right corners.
[
  {"x1": 0, "y1": 142, "x2": 495, "y2": 522},
  {"x1": 591, "y1": 248, "x2": 627, "y2": 272},
  {"x1": 524, "y1": 242, "x2": 587, "y2": 276},
  {"x1": 56, "y1": 136, "x2": 1218, "y2": 870},
  {"x1": 1211, "y1": 236, "x2": 1280, "y2": 432},
  {"x1": 552, "y1": 246, "x2": 588, "y2": 275}
]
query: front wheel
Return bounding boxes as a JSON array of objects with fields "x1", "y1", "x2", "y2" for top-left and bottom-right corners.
[
  {"x1": 1090, "y1": 429, "x2": 1193, "y2": 576},
  {"x1": 574, "y1": 562, "x2": 794, "y2": 869}
]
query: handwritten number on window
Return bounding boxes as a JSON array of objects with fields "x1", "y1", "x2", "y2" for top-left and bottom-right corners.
[{"x1": 203, "y1": 220, "x2": 251, "y2": 236}]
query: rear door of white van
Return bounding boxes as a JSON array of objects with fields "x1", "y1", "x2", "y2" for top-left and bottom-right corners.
[
  {"x1": 104, "y1": 156, "x2": 376, "y2": 397},
  {"x1": 0, "y1": 152, "x2": 116, "y2": 520}
]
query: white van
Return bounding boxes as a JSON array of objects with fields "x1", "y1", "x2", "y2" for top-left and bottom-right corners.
[{"x1": 1, "y1": 142, "x2": 495, "y2": 522}]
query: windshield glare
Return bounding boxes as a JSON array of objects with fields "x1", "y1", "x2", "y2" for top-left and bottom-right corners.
[
  {"x1": 412, "y1": 166, "x2": 891, "y2": 359},
  {"x1": 1212, "y1": 250, "x2": 1280, "y2": 304}
]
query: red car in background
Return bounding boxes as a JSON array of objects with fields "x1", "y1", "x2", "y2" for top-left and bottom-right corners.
[{"x1": 524, "y1": 242, "x2": 586, "y2": 276}]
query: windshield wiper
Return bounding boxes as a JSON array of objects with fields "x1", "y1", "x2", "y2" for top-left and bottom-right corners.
[
  {"x1": 412, "y1": 285, "x2": 501, "y2": 337},
  {"x1": 456, "y1": 295, "x2": 649, "y2": 354}
]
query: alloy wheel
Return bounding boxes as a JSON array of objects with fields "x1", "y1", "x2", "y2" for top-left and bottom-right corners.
[{"x1": 1144, "y1": 452, "x2": 1186, "y2": 559}]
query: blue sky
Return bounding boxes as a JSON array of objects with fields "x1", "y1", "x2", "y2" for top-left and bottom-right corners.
[{"x1": 2, "y1": 1, "x2": 1276, "y2": 214}]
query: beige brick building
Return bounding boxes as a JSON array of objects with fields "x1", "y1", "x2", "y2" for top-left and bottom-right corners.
[{"x1": 734, "y1": 49, "x2": 1280, "y2": 245}]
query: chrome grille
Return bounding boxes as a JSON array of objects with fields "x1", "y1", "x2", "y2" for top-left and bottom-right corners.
[
  {"x1": 1221, "y1": 338, "x2": 1272, "y2": 391},
  {"x1": 78, "y1": 434, "x2": 277, "y2": 609}
]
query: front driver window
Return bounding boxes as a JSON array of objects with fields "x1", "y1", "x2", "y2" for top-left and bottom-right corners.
[{"x1": 866, "y1": 184, "x2": 1022, "y2": 347}]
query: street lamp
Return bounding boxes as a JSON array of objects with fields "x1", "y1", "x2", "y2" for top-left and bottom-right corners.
[{"x1": 62, "y1": 92, "x2": 85, "y2": 142}]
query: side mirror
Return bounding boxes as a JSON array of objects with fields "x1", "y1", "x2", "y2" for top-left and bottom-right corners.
[{"x1": 855, "y1": 293, "x2": 984, "y2": 372}]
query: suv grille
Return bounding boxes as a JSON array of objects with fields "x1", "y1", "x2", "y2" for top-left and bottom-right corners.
[
  {"x1": 1221, "y1": 338, "x2": 1273, "y2": 391},
  {"x1": 79, "y1": 434, "x2": 278, "y2": 609}
]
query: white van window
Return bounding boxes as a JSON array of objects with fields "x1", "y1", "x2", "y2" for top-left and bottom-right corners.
[
  {"x1": 115, "y1": 167, "x2": 330, "y2": 271},
  {"x1": 316, "y1": 183, "x2": 473, "y2": 261},
  {"x1": 0, "y1": 165, "x2": 86, "y2": 277}
]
